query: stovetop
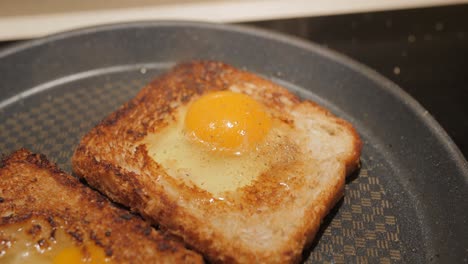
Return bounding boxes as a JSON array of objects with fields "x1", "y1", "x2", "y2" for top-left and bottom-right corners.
[{"x1": 244, "y1": 4, "x2": 468, "y2": 160}]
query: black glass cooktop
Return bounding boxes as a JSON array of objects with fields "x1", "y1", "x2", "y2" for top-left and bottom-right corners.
[{"x1": 243, "y1": 4, "x2": 468, "y2": 159}]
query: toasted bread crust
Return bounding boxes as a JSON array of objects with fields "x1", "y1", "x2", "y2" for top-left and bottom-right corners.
[
  {"x1": 73, "y1": 61, "x2": 362, "y2": 263},
  {"x1": 0, "y1": 149, "x2": 203, "y2": 263}
]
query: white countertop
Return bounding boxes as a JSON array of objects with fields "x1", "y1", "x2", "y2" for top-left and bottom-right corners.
[{"x1": 0, "y1": 0, "x2": 467, "y2": 40}]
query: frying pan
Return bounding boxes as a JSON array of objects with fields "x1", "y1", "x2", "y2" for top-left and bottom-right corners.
[{"x1": 0, "y1": 21, "x2": 467, "y2": 263}]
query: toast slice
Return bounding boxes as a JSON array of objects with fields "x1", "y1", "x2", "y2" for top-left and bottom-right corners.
[
  {"x1": 0, "y1": 149, "x2": 203, "y2": 263},
  {"x1": 73, "y1": 61, "x2": 362, "y2": 263}
]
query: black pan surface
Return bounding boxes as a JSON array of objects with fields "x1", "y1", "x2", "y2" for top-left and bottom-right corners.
[{"x1": 0, "y1": 21, "x2": 466, "y2": 263}]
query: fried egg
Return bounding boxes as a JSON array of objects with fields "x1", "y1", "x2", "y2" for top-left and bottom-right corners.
[
  {"x1": 0, "y1": 218, "x2": 111, "y2": 264},
  {"x1": 143, "y1": 90, "x2": 302, "y2": 197}
]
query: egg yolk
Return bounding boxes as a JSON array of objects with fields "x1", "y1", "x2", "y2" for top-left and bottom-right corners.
[
  {"x1": 184, "y1": 91, "x2": 271, "y2": 155},
  {"x1": 53, "y1": 244, "x2": 112, "y2": 264}
]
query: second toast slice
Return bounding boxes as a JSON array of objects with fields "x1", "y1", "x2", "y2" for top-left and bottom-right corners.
[{"x1": 0, "y1": 149, "x2": 203, "y2": 263}]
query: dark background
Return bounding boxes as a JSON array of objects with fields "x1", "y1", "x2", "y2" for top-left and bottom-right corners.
[
  {"x1": 243, "y1": 4, "x2": 468, "y2": 160},
  {"x1": 1, "y1": 4, "x2": 467, "y2": 159}
]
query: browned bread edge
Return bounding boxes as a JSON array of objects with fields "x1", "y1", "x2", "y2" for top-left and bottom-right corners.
[
  {"x1": 72, "y1": 61, "x2": 362, "y2": 263},
  {"x1": 0, "y1": 148, "x2": 204, "y2": 263}
]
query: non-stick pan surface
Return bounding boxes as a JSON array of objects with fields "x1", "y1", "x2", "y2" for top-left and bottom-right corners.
[{"x1": 0, "y1": 21, "x2": 467, "y2": 263}]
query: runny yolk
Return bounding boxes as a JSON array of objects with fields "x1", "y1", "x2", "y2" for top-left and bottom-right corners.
[
  {"x1": 53, "y1": 244, "x2": 112, "y2": 264},
  {"x1": 184, "y1": 91, "x2": 271, "y2": 155}
]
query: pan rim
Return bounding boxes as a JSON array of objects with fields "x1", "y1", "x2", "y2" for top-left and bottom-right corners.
[{"x1": 0, "y1": 20, "x2": 466, "y2": 175}]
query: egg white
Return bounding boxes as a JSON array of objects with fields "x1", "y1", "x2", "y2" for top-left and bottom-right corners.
[
  {"x1": 0, "y1": 219, "x2": 75, "y2": 264},
  {"x1": 143, "y1": 106, "x2": 298, "y2": 197}
]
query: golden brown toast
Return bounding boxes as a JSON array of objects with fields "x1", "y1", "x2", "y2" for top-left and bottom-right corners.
[
  {"x1": 0, "y1": 149, "x2": 203, "y2": 263},
  {"x1": 73, "y1": 61, "x2": 362, "y2": 263}
]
